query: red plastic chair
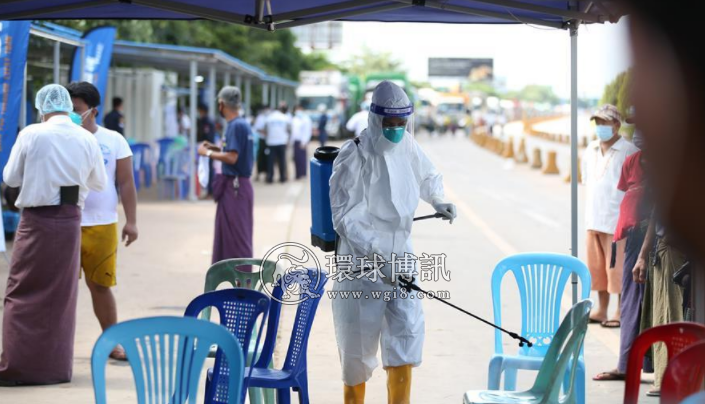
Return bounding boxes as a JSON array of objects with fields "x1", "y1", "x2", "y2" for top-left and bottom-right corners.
[
  {"x1": 624, "y1": 322, "x2": 705, "y2": 404},
  {"x1": 661, "y1": 341, "x2": 705, "y2": 404}
]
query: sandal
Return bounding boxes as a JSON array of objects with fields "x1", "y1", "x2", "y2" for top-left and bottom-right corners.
[
  {"x1": 109, "y1": 345, "x2": 128, "y2": 361},
  {"x1": 601, "y1": 320, "x2": 621, "y2": 328},
  {"x1": 593, "y1": 370, "x2": 626, "y2": 381},
  {"x1": 646, "y1": 389, "x2": 660, "y2": 397}
]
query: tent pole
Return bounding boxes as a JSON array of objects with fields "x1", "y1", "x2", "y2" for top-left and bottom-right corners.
[
  {"x1": 245, "y1": 79, "x2": 252, "y2": 117},
  {"x1": 20, "y1": 63, "x2": 27, "y2": 128},
  {"x1": 189, "y1": 59, "x2": 198, "y2": 201},
  {"x1": 208, "y1": 66, "x2": 216, "y2": 121},
  {"x1": 80, "y1": 45, "x2": 86, "y2": 81},
  {"x1": 263, "y1": 82, "x2": 269, "y2": 106},
  {"x1": 570, "y1": 21, "x2": 579, "y2": 305},
  {"x1": 270, "y1": 84, "x2": 277, "y2": 109},
  {"x1": 53, "y1": 41, "x2": 61, "y2": 83}
]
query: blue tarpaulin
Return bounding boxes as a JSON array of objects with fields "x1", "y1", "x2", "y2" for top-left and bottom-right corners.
[{"x1": 1, "y1": 1, "x2": 625, "y2": 30}]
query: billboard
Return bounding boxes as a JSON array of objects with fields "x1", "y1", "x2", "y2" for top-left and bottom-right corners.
[{"x1": 428, "y1": 58, "x2": 493, "y2": 81}]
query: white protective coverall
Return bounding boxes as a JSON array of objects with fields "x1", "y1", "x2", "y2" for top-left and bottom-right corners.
[{"x1": 330, "y1": 81, "x2": 455, "y2": 387}]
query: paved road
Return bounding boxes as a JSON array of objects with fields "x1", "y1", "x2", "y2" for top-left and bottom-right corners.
[{"x1": 0, "y1": 133, "x2": 656, "y2": 403}]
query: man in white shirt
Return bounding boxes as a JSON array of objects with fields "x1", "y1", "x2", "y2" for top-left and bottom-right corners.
[
  {"x1": 291, "y1": 104, "x2": 313, "y2": 179},
  {"x1": 0, "y1": 84, "x2": 106, "y2": 385},
  {"x1": 66, "y1": 82, "x2": 139, "y2": 361},
  {"x1": 264, "y1": 102, "x2": 291, "y2": 184},
  {"x1": 253, "y1": 106, "x2": 270, "y2": 181},
  {"x1": 178, "y1": 107, "x2": 192, "y2": 137},
  {"x1": 346, "y1": 103, "x2": 370, "y2": 137},
  {"x1": 581, "y1": 104, "x2": 639, "y2": 327}
]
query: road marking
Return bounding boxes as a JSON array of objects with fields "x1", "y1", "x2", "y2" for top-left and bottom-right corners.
[
  {"x1": 520, "y1": 208, "x2": 562, "y2": 229},
  {"x1": 444, "y1": 185, "x2": 518, "y2": 256}
]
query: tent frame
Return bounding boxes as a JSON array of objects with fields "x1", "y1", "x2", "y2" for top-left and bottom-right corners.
[{"x1": 8, "y1": 0, "x2": 616, "y2": 304}]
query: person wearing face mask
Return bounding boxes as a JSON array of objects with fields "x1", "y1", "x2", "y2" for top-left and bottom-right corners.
[
  {"x1": 581, "y1": 104, "x2": 639, "y2": 329},
  {"x1": 290, "y1": 104, "x2": 313, "y2": 180},
  {"x1": 0, "y1": 84, "x2": 106, "y2": 386},
  {"x1": 329, "y1": 81, "x2": 457, "y2": 403},
  {"x1": 65, "y1": 81, "x2": 138, "y2": 362},
  {"x1": 593, "y1": 114, "x2": 651, "y2": 382},
  {"x1": 197, "y1": 86, "x2": 254, "y2": 266}
]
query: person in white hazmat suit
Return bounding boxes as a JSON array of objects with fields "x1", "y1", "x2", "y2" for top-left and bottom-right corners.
[{"x1": 329, "y1": 81, "x2": 457, "y2": 404}]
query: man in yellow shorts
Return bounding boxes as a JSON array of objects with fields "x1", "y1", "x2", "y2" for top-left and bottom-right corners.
[{"x1": 67, "y1": 82, "x2": 139, "y2": 361}]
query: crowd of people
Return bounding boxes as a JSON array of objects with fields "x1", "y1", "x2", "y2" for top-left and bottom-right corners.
[
  {"x1": 0, "y1": 82, "x2": 138, "y2": 384},
  {"x1": 583, "y1": 102, "x2": 694, "y2": 397},
  {"x1": 1, "y1": 3, "x2": 704, "y2": 400}
]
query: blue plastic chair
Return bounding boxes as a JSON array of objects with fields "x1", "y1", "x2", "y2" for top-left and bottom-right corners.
[
  {"x1": 245, "y1": 268, "x2": 328, "y2": 404},
  {"x1": 488, "y1": 253, "x2": 591, "y2": 404},
  {"x1": 2, "y1": 210, "x2": 20, "y2": 235},
  {"x1": 157, "y1": 138, "x2": 175, "y2": 167},
  {"x1": 91, "y1": 316, "x2": 244, "y2": 404},
  {"x1": 201, "y1": 259, "x2": 278, "y2": 404},
  {"x1": 680, "y1": 391, "x2": 705, "y2": 404},
  {"x1": 183, "y1": 289, "x2": 269, "y2": 404},
  {"x1": 130, "y1": 143, "x2": 153, "y2": 191},
  {"x1": 158, "y1": 149, "x2": 190, "y2": 200},
  {"x1": 465, "y1": 300, "x2": 594, "y2": 404}
]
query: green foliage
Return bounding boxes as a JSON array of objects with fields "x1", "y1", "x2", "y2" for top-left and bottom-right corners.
[
  {"x1": 53, "y1": 20, "x2": 334, "y2": 80},
  {"x1": 599, "y1": 69, "x2": 632, "y2": 117},
  {"x1": 340, "y1": 46, "x2": 405, "y2": 77}
]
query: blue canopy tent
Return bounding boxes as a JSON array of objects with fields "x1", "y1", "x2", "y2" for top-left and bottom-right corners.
[{"x1": 1, "y1": 0, "x2": 627, "y2": 304}]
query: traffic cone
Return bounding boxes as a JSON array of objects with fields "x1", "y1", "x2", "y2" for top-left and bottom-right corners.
[
  {"x1": 502, "y1": 138, "x2": 515, "y2": 159},
  {"x1": 543, "y1": 150, "x2": 560, "y2": 175},
  {"x1": 531, "y1": 147, "x2": 542, "y2": 169},
  {"x1": 564, "y1": 157, "x2": 582, "y2": 183},
  {"x1": 515, "y1": 138, "x2": 528, "y2": 163}
]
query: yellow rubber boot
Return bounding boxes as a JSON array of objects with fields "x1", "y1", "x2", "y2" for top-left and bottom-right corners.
[
  {"x1": 344, "y1": 382, "x2": 366, "y2": 404},
  {"x1": 387, "y1": 365, "x2": 412, "y2": 404}
]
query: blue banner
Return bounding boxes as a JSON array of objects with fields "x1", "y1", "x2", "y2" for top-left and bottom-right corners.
[
  {"x1": 0, "y1": 21, "x2": 30, "y2": 182},
  {"x1": 71, "y1": 26, "x2": 116, "y2": 121}
]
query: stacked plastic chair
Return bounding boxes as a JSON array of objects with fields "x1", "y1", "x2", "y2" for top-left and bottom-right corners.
[
  {"x1": 465, "y1": 299, "x2": 594, "y2": 404},
  {"x1": 91, "y1": 316, "x2": 244, "y2": 404},
  {"x1": 488, "y1": 253, "x2": 591, "y2": 404}
]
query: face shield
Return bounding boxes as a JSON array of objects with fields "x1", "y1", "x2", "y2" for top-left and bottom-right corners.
[{"x1": 369, "y1": 103, "x2": 415, "y2": 144}]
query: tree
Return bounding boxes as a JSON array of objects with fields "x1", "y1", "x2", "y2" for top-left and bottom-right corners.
[
  {"x1": 600, "y1": 69, "x2": 632, "y2": 117},
  {"x1": 54, "y1": 20, "x2": 334, "y2": 81},
  {"x1": 340, "y1": 46, "x2": 405, "y2": 77},
  {"x1": 517, "y1": 85, "x2": 559, "y2": 105}
]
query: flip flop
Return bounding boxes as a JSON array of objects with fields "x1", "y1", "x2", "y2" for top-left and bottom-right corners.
[
  {"x1": 601, "y1": 320, "x2": 621, "y2": 328},
  {"x1": 593, "y1": 370, "x2": 626, "y2": 381},
  {"x1": 589, "y1": 317, "x2": 606, "y2": 324},
  {"x1": 109, "y1": 346, "x2": 128, "y2": 361}
]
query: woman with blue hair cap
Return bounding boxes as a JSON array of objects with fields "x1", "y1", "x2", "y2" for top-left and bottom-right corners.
[
  {"x1": 0, "y1": 84, "x2": 106, "y2": 386},
  {"x1": 330, "y1": 81, "x2": 456, "y2": 403}
]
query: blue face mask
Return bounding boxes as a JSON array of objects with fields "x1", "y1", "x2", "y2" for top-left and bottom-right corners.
[
  {"x1": 382, "y1": 126, "x2": 405, "y2": 143},
  {"x1": 595, "y1": 125, "x2": 615, "y2": 141},
  {"x1": 69, "y1": 112, "x2": 83, "y2": 125}
]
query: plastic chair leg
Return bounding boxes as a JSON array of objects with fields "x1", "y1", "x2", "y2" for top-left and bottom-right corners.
[
  {"x1": 277, "y1": 388, "x2": 291, "y2": 404},
  {"x1": 248, "y1": 387, "x2": 263, "y2": 404},
  {"x1": 575, "y1": 360, "x2": 586, "y2": 404},
  {"x1": 134, "y1": 170, "x2": 141, "y2": 191},
  {"x1": 504, "y1": 366, "x2": 518, "y2": 391},
  {"x1": 562, "y1": 359, "x2": 585, "y2": 404},
  {"x1": 297, "y1": 374, "x2": 310, "y2": 404},
  {"x1": 488, "y1": 356, "x2": 503, "y2": 390},
  {"x1": 263, "y1": 387, "x2": 276, "y2": 404}
]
